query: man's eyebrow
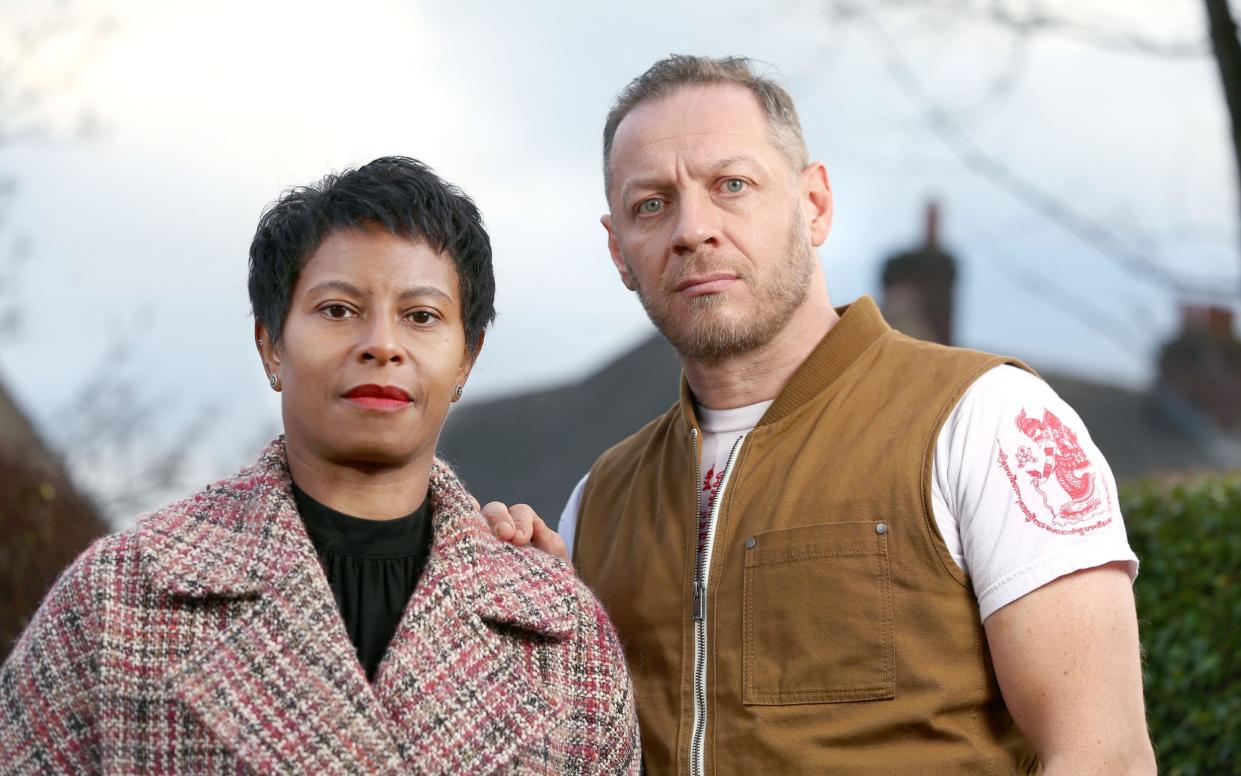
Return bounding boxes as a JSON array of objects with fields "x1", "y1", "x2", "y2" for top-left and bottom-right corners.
[
  {"x1": 707, "y1": 154, "x2": 761, "y2": 175},
  {"x1": 620, "y1": 175, "x2": 668, "y2": 203},
  {"x1": 619, "y1": 155, "x2": 763, "y2": 202}
]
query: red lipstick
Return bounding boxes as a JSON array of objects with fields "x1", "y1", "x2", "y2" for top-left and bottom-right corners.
[{"x1": 343, "y1": 384, "x2": 412, "y2": 412}]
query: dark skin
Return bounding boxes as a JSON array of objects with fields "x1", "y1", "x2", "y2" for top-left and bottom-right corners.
[{"x1": 256, "y1": 224, "x2": 480, "y2": 520}]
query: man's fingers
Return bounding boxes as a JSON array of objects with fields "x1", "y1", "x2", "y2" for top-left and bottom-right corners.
[
  {"x1": 481, "y1": 501, "x2": 521, "y2": 543},
  {"x1": 531, "y1": 516, "x2": 571, "y2": 564},
  {"x1": 479, "y1": 501, "x2": 568, "y2": 563},
  {"x1": 508, "y1": 504, "x2": 538, "y2": 544}
]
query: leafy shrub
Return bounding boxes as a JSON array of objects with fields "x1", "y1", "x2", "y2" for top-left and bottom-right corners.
[{"x1": 1123, "y1": 474, "x2": 1241, "y2": 774}]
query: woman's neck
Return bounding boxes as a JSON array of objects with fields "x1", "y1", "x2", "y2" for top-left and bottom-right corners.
[{"x1": 285, "y1": 442, "x2": 432, "y2": 521}]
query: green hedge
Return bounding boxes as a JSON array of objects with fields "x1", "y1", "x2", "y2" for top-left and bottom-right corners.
[{"x1": 1123, "y1": 473, "x2": 1241, "y2": 774}]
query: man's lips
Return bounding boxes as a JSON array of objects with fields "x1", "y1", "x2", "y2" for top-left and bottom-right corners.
[
  {"x1": 675, "y1": 273, "x2": 739, "y2": 297},
  {"x1": 343, "y1": 384, "x2": 412, "y2": 411}
]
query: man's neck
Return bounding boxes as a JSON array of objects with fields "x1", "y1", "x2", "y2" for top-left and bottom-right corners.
[
  {"x1": 285, "y1": 440, "x2": 432, "y2": 520},
  {"x1": 682, "y1": 283, "x2": 839, "y2": 410}
]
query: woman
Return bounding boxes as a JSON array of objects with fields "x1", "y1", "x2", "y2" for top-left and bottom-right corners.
[{"x1": 0, "y1": 157, "x2": 639, "y2": 774}]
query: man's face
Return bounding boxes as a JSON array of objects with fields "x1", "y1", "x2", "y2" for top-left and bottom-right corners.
[{"x1": 602, "y1": 84, "x2": 831, "y2": 363}]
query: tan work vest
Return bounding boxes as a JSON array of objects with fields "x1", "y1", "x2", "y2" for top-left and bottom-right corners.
[{"x1": 575, "y1": 296, "x2": 1040, "y2": 775}]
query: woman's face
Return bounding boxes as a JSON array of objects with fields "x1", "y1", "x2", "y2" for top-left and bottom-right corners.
[{"x1": 259, "y1": 224, "x2": 477, "y2": 469}]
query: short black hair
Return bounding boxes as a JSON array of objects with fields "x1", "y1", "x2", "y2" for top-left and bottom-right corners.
[{"x1": 248, "y1": 155, "x2": 495, "y2": 352}]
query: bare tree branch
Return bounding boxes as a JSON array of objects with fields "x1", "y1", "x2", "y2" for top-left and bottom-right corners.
[
  {"x1": 848, "y1": 6, "x2": 1240, "y2": 299},
  {"x1": 1, "y1": 2, "x2": 207, "y2": 521},
  {"x1": 0, "y1": 1, "x2": 112, "y2": 144},
  {"x1": 54, "y1": 335, "x2": 218, "y2": 517},
  {"x1": 827, "y1": 0, "x2": 1209, "y2": 59},
  {"x1": 964, "y1": 219, "x2": 1152, "y2": 360},
  {"x1": 1205, "y1": 0, "x2": 1241, "y2": 264}
]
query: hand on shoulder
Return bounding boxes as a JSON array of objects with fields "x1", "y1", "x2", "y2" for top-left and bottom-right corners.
[{"x1": 470, "y1": 496, "x2": 570, "y2": 564}]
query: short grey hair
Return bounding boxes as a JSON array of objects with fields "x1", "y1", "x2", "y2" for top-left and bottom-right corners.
[{"x1": 602, "y1": 54, "x2": 810, "y2": 198}]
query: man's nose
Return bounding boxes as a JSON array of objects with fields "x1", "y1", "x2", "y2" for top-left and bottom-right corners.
[
  {"x1": 671, "y1": 190, "x2": 721, "y2": 256},
  {"x1": 359, "y1": 313, "x2": 403, "y2": 364}
]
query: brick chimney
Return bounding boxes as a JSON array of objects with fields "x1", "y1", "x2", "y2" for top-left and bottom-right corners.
[
  {"x1": 1159, "y1": 303, "x2": 1241, "y2": 434},
  {"x1": 881, "y1": 201, "x2": 957, "y2": 345}
]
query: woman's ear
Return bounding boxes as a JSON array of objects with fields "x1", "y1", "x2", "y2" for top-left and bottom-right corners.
[
  {"x1": 454, "y1": 331, "x2": 485, "y2": 402},
  {"x1": 255, "y1": 320, "x2": 281, "y2": 387}
]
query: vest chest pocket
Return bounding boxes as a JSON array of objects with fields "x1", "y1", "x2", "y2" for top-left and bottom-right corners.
[{"x1": 742, "y1": 520, "x2": 895, "y2": 705}]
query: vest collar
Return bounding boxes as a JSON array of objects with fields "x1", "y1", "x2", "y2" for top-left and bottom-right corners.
[{"x1": 678, "y1": 295, "x2": 891, "y2": 429}]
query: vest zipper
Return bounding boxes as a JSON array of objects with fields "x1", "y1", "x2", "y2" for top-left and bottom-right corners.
[{"x1": 689, "y1": 430, "x2": 746, "y2": 776}]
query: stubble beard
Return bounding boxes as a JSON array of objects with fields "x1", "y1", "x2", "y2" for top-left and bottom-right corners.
[{"x1": 627, "y1": 216, "x2": 816, "y2": 365}]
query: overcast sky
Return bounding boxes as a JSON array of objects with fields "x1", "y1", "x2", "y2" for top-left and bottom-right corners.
[{"x1": 3, "y1": 0, "x2": 1238, "y2": 521}]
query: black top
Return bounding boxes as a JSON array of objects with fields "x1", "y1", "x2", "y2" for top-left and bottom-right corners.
[{"x1": 291, "y1": 483, "x2": 434, "y2": 682}]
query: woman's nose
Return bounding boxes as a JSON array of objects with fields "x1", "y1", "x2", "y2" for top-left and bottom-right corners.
[{"x1": 359, "y1": 315, "x2": 403, "y2": 364}]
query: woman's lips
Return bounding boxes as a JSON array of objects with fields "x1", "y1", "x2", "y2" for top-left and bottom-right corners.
[{"x1": 343, "y1": 385, "x2": 412, "y2": 412}]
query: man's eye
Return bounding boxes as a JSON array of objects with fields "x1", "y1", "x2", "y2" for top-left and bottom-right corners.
[
  {"x1": 724, "y1": 178, "x2": 746, "y2": 194},
  {"x1": 407, "y1": 310, "x2": 437, "y2": 325},
  {"x1": 638, "y1": 198, "x2": 663, "y2": 214},
  {"x1": 322, "y1": 304, "x2": 353, "y2": 319}
]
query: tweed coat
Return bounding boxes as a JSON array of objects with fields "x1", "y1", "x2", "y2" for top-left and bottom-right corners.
[{"x1": 0, "y1": 438, "x2": 639, "y2": 775}]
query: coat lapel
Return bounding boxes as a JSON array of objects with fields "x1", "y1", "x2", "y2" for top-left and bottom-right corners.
[
  {"x1": 370, "y1": 460, "x2": 578, "y2": 774},
  {"x1": 142, "y1": 439, "x2": 582, "y2": 774},
  {"x1": 145, "y1": 440, "x2": 404, "y2": 773}
]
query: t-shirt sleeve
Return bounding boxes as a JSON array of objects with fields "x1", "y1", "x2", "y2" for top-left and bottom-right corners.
[
  {"x1": 559, "y1": 472, "x2": 589, "y2": 560},
  {"x1": 940, "y1": 365, "x2": 1139, "y2": 621}
]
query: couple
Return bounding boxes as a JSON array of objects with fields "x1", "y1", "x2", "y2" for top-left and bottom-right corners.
[{"x1": 0, "y1": 55, "x2": 1154, "y2": 774}]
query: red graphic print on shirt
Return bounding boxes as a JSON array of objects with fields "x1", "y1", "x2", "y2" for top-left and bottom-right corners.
[
  {"x1": 995, "y1": 408, "x2": 1113, "y2": 536},
  {"x1": 698, "y1": 466, "x2": 725, "y2": 554}
]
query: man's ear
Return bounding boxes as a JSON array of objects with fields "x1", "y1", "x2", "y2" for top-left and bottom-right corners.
[
  {"x1": 800, "y1": 162, "x2": 833, "y2": 247},
  {"x1": 254, "y1": 320, "x2": 280, "y2": 379},
  {"x1": 601, "y1": 214, "x2": 637, "y2": 291}
]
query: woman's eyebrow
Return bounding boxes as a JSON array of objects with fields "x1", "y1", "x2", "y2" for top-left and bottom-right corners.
[
  {"x1": 306, "y1": 280, "x2": 364, "y2": 298},
  {"x1": 398, "y1": 286, "x2": 453, "y2": 303},
  {"x1": 305, "y1": 281, "x2": 451, "y2": 303}
]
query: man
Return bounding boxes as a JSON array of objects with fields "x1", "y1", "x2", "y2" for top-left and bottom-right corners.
[{"x1": 487, "y1": 55, "x2": 1154, "y2": 775}]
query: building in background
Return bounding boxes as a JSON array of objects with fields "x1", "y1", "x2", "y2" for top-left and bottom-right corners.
[
  {"x1": 0, "y1": 379, "x2": 107, "y2": 661},
  {"x1": 880, "y1": 202, "x2": 956, "y2": 346},
  {"x1": 441, "y1": 204, "x2": 1241, "y2": 527}
]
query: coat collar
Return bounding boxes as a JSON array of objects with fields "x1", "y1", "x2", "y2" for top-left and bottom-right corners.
[
  {"x1": 140, "y1": 438, "x2": 580, "y2": 773},
  {"x1": 140, "y1": 436, "x2": 578, "y2": 638}
]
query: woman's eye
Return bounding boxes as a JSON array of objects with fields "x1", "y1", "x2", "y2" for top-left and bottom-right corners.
[
  {"x1": 724, "y1": 178, "x2": 746, "y2": 194},
  {"x1": 322, "y1": 304, "x2": 353, "y2": 319},
  {"x1": 638, "y1": 198, "x2": 663, "y2": 215}
]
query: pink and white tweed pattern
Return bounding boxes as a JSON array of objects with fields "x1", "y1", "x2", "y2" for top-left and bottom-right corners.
[{"x1": 0, "y1": 438, "x2": 639, "y2": 774}]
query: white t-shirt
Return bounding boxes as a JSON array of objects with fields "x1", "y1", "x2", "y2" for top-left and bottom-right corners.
[{"x1": 558, "y1": 365, "x2": 1138, "y2": 621}]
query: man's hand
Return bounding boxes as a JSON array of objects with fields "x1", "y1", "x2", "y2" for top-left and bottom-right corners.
[
  {"x1": 476, "y1": 499, "x2": 570, "y2": 564},
  {"x1": 984, "y1": 562, "x2": 1156, "y2": 775}
]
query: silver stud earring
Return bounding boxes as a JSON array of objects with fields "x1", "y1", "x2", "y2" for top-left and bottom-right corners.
[
  {"x1": 269, "y1": 374, "x2": 280, "y2": 390},
  {"x1": 256, "y1": 338, "x2": 263, "y2": 347},
  {"x1": 454, "y1": 385, "x2": 463, "y2": 400}
]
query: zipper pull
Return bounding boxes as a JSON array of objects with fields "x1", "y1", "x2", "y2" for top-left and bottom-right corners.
[{"x1": 694, "y1": 581, "x2": 705, "y2": 621}]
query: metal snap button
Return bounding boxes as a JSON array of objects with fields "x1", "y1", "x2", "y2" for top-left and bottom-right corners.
[
  {"x1": 745, "y1": 537, "x2": 757, "y2": 549},
  {"x1": 875, "y1": 522, "x2": 888, "y2": 535}
]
